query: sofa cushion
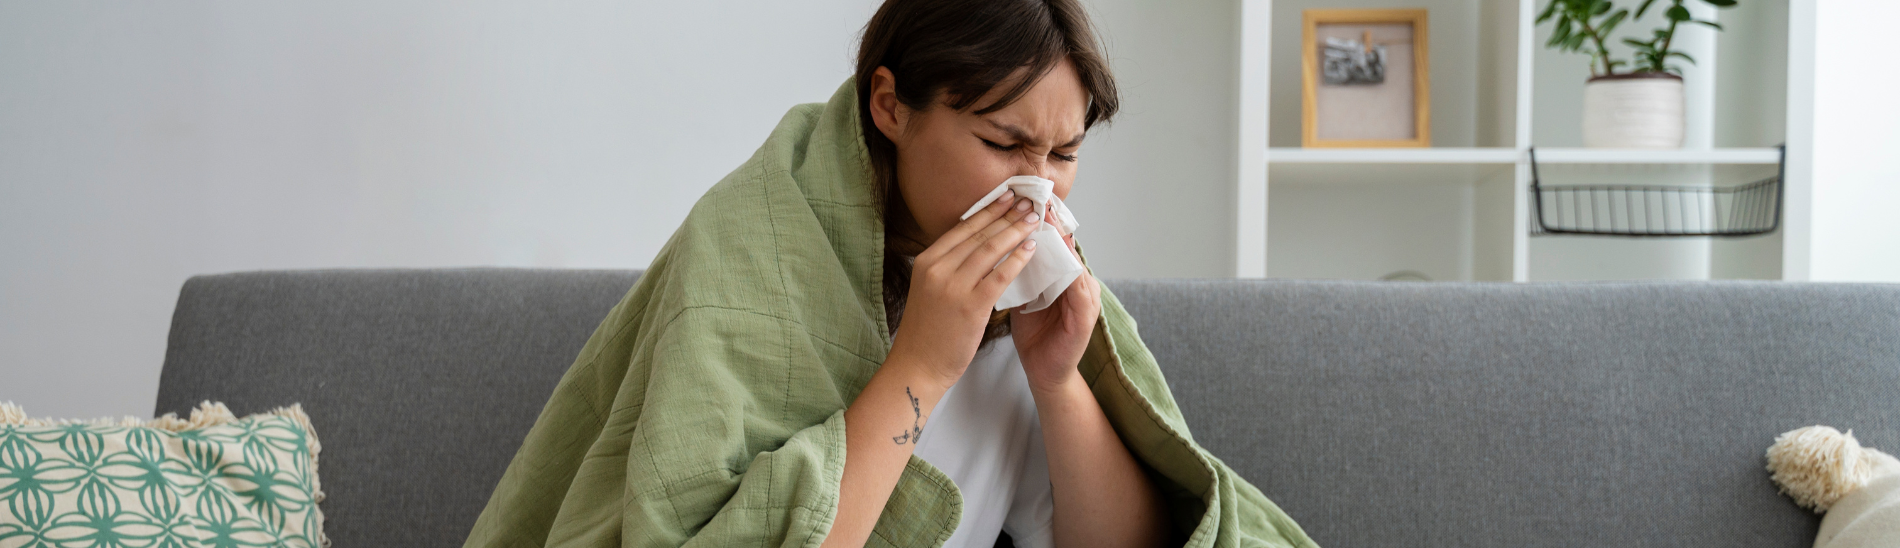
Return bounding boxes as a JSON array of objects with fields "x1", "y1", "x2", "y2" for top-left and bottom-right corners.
[
  {"x1": 1109, "y1": 279, "x2": 1900, "y2": 548},
  {"x1": 155, "y1": 269, "x2": 638, "y2": 548},
  {"x1": 155, "y1": 271, "x2": 1900, "y2": 547}
]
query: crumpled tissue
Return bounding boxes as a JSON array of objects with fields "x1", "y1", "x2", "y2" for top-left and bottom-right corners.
[{"x1": 958, "y1": 175, "x2": 1085, "y2": 312}]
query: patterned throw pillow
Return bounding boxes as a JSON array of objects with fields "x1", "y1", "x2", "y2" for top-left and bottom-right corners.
[{"x1": 0, "y1": 401, "x2": 326, "y2": 548}]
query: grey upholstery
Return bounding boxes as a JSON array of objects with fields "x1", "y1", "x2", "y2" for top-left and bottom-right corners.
[
  {"x1": 156, "y1": 269, "x2": 639, "y2": 548},
  {"x1": 1111, "y1": 279, "x2": 1899, "y2": 548},
  {"x1": 155, "y1": 270, "x2": 1900, "y2": 547}
]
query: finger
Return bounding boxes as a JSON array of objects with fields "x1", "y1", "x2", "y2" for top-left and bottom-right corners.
[
  {"x1": 944, "y1": 196, "x2": 1036, "y2": 267},
  {"x1": 1080, "y1": 271, "x2": 1103, "y2": 314},
  {"x1": 953, "y1": 202, "x2": 1043, "y2": 280},
  {"x1": 922, "y1": 190, "x2": 1016, "y2": 261},
  {"x1": 1079, "y1": 270, "x2": 1100, "y2": 303},
  {"x1": 979, "y1": 237, "x2": 1037, "y2": 296},
  {"x1": 1049, "y1": 269, "x2": 1093, "y2": 312},
  {"x1": 928, "y1": 189, "x2": 1016, "y2": 258}
]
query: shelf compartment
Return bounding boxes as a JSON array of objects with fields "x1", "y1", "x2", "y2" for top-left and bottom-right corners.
[{"x1": 1529, "y1": 146, "x2": 1785, "y2": 237}]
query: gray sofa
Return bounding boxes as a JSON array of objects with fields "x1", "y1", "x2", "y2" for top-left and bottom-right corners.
[{"x1": 154, "y1": 269, "x2": 1900, "y2": 547}]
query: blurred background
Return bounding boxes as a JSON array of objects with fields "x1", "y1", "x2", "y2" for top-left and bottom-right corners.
[
  {"x1": 1, "y1": 0, "x2": 1250, "y2": 418},
  {"x1": 4, "y1": 1, "x2": 1896, "y2": 419}
]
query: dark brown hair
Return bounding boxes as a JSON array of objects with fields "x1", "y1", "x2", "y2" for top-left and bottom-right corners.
[{"x1": 856, "y1": 0, "x2": 1119, "y2": 338}]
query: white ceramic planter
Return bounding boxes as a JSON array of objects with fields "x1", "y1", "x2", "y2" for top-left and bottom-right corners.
[{"x1": 1581, "y1": 73, "x2": 1684, "y2": 148}]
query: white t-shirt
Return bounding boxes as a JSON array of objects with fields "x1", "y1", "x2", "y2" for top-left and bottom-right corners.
[{"x1": 911, "y1": 334, "x2": 1056, "y2": 548}]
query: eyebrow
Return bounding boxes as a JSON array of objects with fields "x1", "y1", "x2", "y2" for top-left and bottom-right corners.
[{"x1": 985, "y1": 119, "x2": 1087, "y2": 148}]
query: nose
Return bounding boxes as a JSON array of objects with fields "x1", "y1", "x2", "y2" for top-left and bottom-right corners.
[{"x1": 1015, "y1": 151, "x2": 1055, "y2": 180}]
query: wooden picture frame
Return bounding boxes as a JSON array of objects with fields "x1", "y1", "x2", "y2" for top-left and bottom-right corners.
[{"x1": 1302, "y1": 9, "x2": 1431, "y2": 148}]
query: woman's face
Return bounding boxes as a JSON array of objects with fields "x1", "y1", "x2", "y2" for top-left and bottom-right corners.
[{"x1": 868, "y1": 60, "x2": 1089, "y2": 247}]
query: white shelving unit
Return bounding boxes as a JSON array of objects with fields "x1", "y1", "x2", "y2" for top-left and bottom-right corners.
[
  {"x1": 1530, "y1": 148, "x2": 1782, "y2": 164},
  {"x1": 1237, "y1": 0, "x2": 1802, "y2": 282},
  {"x1": 1268, "y1": 147, "x2": 1518, "y2": 163}
]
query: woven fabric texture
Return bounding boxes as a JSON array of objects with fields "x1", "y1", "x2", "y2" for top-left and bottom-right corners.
[
  {"x1": 1110, "y1": 279, "x2": 1900, "y2": 548},
  {"x1": 155, "y1": 268, "x2": 635, "y2": 548}
]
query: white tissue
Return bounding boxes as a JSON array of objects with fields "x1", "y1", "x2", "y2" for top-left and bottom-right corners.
[{"x1": 958, "y1": 176, "x2": 1086, "y2": 312}]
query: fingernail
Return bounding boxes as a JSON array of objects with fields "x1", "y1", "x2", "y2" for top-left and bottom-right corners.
[
  {"x1": 1015, "y1": 199, "x2": 1031, "y2": 212},
  {"x1": 1024, "y1": 212, "x2": 1040, "y2": 224},
  {"x1": 1022, "y1": 239, "x2": 1037, "y2": 250},
  {"x1": 1001, "y1": 190, "x2": 1015, "y2": 201}
]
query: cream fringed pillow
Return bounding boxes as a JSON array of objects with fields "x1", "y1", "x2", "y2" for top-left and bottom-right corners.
[
  {"x1": 1767, "y1": 426, "x2": 1900, "y2": 548},
  {"x1": 0, "y1": 401, "x2": 326, "y2": 548}
]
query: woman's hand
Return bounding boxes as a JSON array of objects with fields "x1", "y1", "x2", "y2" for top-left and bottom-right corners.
[
  {"x1": 888, "y1": 190, "x2": 1041, "y2": 389},
  {"x1": 1011, "y1": 213, "x2": 1102, "y2": 393}
]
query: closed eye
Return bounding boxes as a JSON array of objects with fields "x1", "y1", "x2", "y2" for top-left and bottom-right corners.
[{"x1": 984, "y1": 137, "x2": 1078, "y2": 162}]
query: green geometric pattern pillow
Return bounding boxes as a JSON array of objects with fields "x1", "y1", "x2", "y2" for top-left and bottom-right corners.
[{"x1": 0, "y1": 401, "x2": 326, "y2": 548}]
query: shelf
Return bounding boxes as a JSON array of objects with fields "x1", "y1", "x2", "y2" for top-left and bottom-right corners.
[
  {"x1": 1270, "y1": 161, "x2": 1514, "y2": 186},
  {"x1": 1267, "y1": 148, "x2": 1518, "y2": 164},
  {"x1": 1531, "y1": 148, "x2": 1782, "y2": 164},
  {"x1": 1243, "y1": 0, "x2": 1798, "y2": 282},
  {"x1": 1268, "y1": 147, "x2": 1784, "y2": 165}
]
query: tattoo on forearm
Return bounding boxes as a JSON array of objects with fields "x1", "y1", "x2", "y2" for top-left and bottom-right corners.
[{"x1": 891, "y1": 387, "x2": 923, "y2": 445}]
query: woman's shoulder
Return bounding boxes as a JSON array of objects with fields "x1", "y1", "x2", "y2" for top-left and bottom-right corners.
[{"x1": 634, "y1": 87, "x2": 884, "y2": 349}]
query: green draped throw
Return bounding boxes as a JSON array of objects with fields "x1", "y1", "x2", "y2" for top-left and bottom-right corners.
[{"x1": 463, "y1": 80, "x2": 1317, "y2": 548}]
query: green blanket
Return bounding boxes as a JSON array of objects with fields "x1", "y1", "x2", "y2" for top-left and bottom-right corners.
[{"x1": 464, "y1": 80, "x2": 1317, "y2": 548}]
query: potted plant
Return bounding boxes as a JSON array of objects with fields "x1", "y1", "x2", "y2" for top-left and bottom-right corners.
[{"x1": 1538, "y1": 0, "x2": 1737, "y2": 148}]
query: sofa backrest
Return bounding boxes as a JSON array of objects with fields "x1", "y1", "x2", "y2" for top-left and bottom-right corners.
[
  {"x1": 1109, "y1": 279, "x2": 1898, "y2": 548},
  {"x1": 157, "y1": 269, "x2": 640, "y2": 548},
  {"x1": 158, "y1": 271, "x2": 1900, "y2": 547}
]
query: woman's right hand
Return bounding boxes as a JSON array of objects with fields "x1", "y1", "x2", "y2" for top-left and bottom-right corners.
[{"x1": 888, "y1": 190, "x2": 1041, "y2": 388}]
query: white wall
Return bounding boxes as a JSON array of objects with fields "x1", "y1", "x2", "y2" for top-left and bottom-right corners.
[
  {"x1": 1803, "y1": 0, "x2": 1900, "y2": 282},
  {"x1": 1072, "y1": 0, "x2": 1243, "y2": 280},
  {"x1": 1, "y1": 0, "x2": 1249, "y2": 418}
]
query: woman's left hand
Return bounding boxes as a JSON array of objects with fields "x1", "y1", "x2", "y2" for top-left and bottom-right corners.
[{"x1": 1011, "y1": 225, "x2": 1102, "y2": 393}]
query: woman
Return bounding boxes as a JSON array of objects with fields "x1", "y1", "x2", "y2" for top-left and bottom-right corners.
[{"x1": 466, "y1": 1, "x2": 1315, "y2": 547}]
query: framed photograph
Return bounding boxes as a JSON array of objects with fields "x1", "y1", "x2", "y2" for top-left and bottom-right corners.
[{"x1": 1302, "y1": 9, "x2": 1431, "y2": 148}]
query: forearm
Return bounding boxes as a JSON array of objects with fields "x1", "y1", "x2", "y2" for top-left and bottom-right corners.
[
  {"x1": 1031, "y1": 373, "x2": 1172, "y2": 548},
  {"x1": 820, "y1": 355, "x2": 952, "y2": 548}
]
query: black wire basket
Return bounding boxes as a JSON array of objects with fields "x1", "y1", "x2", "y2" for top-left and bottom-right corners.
[{"x1": 1530, "y1": 145, "x2": 1784, "y2": 237}]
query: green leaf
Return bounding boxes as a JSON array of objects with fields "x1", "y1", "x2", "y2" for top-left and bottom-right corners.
[
  {"x1": 1566, "y1": 33, "x2": 1588, "y2": 50},
  {"x1": 1703, "y1": 0, "x2": 1737, "y2": 7},
  {"x1": 1667, "y1": 5, "x2": 1692, "y2": 21},
  {"x1": 1537, "y1": 0, "x2": 1559, "y2": 23},
  {"x1": 1549, "y1": 21, "x2": 1573, "y2": 48},
  {"x1": 1601, "y1": 10, "x2": 1629, "y2": 35},
  {"x1": 1695, "y1": 19, "x2": 1724, "y2": 30},
  {"x1": 1622, "y1": 37, "x2": 1650, "y2": 48},
  {"x1": 1593, "y1": 0, "x2": 1612, "y2": 15},
  {"x1": 1635, "y1": 0, "x2": 1658, "y2": 18},
  {"x1": 1669, "y1": 51, "x2": 1697, "y2": 64}
]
